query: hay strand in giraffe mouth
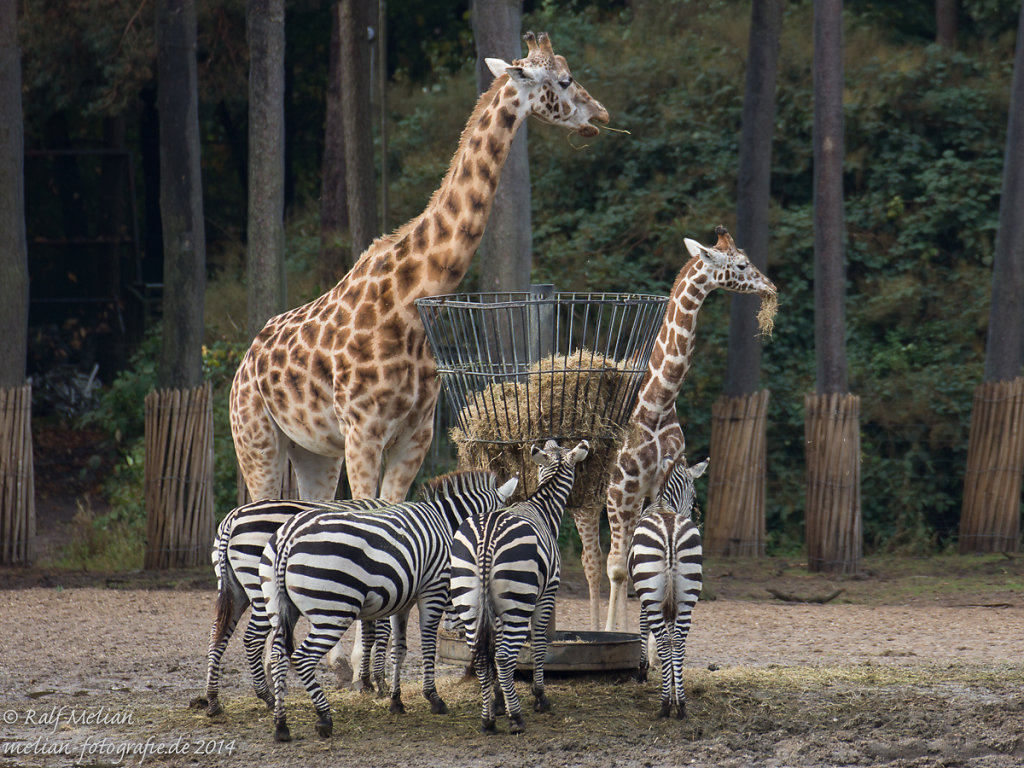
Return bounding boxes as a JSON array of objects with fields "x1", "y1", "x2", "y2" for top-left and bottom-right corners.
[
  {"x1": 566, "y1": 124, "x2": 630, "y2": 150},
  {"x1": 756, "y1": 292, "x2": 777, "y2": 338}
]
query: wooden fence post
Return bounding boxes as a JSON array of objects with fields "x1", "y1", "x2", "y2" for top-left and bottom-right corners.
[
  {"x1": 959, "y1": 378, "x2": 1024, "y2": 553},
  {"x1": 0, "y1": 384, "x2": 35, "y2": 564},
  {"x1": 144, "y1": 382, "x2": 214, "y2": 568},
  {"x1": 804, "y1": 392, "x2": 861, "y2": 573},
  {"x1": 705, "y1": 390, "x2": 769, "y2": 557}
]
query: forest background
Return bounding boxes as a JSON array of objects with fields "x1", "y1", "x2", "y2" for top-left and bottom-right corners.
[{"x1": 17, "y1": 0, "x2": 1024, "y2": 567}]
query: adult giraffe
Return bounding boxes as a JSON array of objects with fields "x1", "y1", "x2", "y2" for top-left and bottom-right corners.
[
  {"x1": 230, "y1": 32, "x2": 608, "y2": 505},
  {"x1": 603, "y1": 226, "x2": 776, "y2": 631}
]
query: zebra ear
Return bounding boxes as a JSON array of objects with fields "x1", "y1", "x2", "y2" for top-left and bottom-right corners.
[
  {"x1": 689, "y1": 458, "x2": 710, "y2": 479},
  {"x1": 497, "y1": 476, "x2": 519, "y2": 501},
  {"x1": 571, "y1": 439, "x2": 590, "y2": 463}
]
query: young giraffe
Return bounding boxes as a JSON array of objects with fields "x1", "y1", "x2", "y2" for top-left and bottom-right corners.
[
  {"x1": 230, "y1": 32, "x2": 608, "y2": 506},
  {"x1": 603, "y1": 226, "x2": 776, "y2": 631}
]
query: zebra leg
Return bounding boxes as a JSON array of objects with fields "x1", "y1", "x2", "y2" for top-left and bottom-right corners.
[
  {"x1": 650, "y1": 617, "x2": 674, "y2": 719},
  {"x1": 417, "y1": 595, "x2": 449, "y2": 714},
  {"x1": 529, "y1": 592, "x2": 557, "y2": 713},
  {"x1": 635, "y1": 605, "x2": 650, "y2": 683},
  {"x1": 496, "y1": 625, "x2": 528, "y2": 734},
  {"x1": 356, "y1": 619, "x2": 377, "y2": 694},
  {"x1": 204, "y1": 581, "x2": 247, "y2": 716},
  {"x1": 270, "y1": 627, "x2": 292, "y2": 742},
  {"x1": 372, "y1": 619, "x2": 390, "y2": 697},
  {"x1": 387, "y1": 612, "x2": 409, "y2": 714},
  {"x1": 292, "y1": 622, "x2": 351, "y2": 738},
  {"x1": 672, "y1": 612, "x2": 692, "y2": 719},
  {"x1": 242, "y1": 599, "x2": 275, "y2": 709}
]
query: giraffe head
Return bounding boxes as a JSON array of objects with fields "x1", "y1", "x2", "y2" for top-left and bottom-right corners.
[
  {"x1": 486, "y1": 31, "x2": 609, "y2": 138},
  {"x1": 684, "y1": 225, "x2": 777, "y2": 297}
]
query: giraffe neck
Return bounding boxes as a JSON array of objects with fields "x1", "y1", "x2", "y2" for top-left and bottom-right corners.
[
  {"x1": 633, "y1": 257, "x2": 713, "y2": 424},
  {"x1": 387, "y1": 74, "x2": 527, "y2": 300}
]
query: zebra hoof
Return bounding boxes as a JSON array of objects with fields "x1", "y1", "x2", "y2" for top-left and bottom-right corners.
[
  {"x1": 510, "y1": 713, "x2": 526, "y2": 735},
  {"x1": 635, "y1": 666, "x2": 648, "y2": 684},
  {"x1": 257, "y1": 691, "x2": 276, "y2": 710},
  {"x1": 676, "y1": 703, "x2": 687, "y2": 720},
  {"x1": 357, "y1": 677, "x2": 375, "y2": 695},
  {"x1": 657, "y1": 703, "x2": 672, "y2": 719},
  {"x1": 533, "y1": 694, "x2": 551, "y2": 713},
  {"x1": 480, "y1": 718, "x2": 497, "y2": 734},
  {"x1": 205, "y1": 698, "x2": 222, "y2": 717},
  {"x1": 429, "y1": 696, "x2": 449, "y2": 715},
  {"x1": 274, "y1": 719, "x2": 291, "y2": 742},
  {"x1": 493, "y1": 696, "x2": 506, "y2": 717},
  {"x1": 315, "y1": 715, "x2": 333, "y2": 738},
  {"x1": 389, "y1": 697, "x2": 406, "y2": 715}
]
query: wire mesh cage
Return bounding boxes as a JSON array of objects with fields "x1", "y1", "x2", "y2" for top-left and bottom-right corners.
[
  {"x1": 417, "y1": 289, "x2": 667, "y2": 510},
  {"x1": 416, "y1": 289, "x2": 668, "y2": 446}
]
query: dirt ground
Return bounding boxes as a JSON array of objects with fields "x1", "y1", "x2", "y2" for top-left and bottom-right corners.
[{"x1": 1, "y1": 554, "x2": 1023, "y2": 768}]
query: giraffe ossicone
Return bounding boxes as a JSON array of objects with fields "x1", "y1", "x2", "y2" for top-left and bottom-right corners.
[
  {"x1": 229, "y1": 31, "x2": 608, "y2": 511},
  {"x1": 601, "y1": 225, "x2": 777, "y2": 632}
]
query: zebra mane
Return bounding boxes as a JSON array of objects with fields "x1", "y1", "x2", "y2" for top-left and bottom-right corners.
[{"x1": 419, "y1": 469, "x2": 498, "y2": 501}]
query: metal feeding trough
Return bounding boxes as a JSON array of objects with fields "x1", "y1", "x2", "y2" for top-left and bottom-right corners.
[
  {"x1": 417, "y1": 289, "x2": 667, "y2": 672},
  {"x1": 437, "y1": 627, "x2": 641, "y2": 673}
]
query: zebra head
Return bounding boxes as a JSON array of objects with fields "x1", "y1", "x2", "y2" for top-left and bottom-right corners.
[
  {"x1": 654, "y1": 454, "x2": 709, "y2": 519},
  {"x1": 530, "y1": 439, "x2": 590, "y2": 485}
]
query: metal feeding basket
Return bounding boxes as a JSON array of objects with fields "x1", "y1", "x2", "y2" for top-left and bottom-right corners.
[
  {"x1": 416, "y1": 288, "x2": 667, "y2": 453},
  {"x1": 417, "y1": 289, "x2": 667, "y2": 671}
]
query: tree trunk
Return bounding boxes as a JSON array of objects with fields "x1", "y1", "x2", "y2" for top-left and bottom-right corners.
[
  {"x1": 246, "y1": 0, "x2": 287, "y2": 340},
  {"x1": 984, "y1": 0, "x2": 1024, "y2": 383},
  {"x1": 319, "y1": 1, "x2": 351, "y2": 288},
  {"x1": 340, "y1": 0, "x2": 378, "y2": 258},
  {"x1": 936, "y1": 0, "x2": 957, "y2": 49},
  {"x1": 156, "y1": 0, "x2": 206, "y2": 390},
  {"x1": 813, "y1": 0, "x2": 847, "y2": 395},
  {"x1": 0, "y1": 0, "x2": 28, "y2": 389},
  {"x1": 807, "y1": 0, "x2": 859, "y2": 574},
  {"x1": 725, "y1": 0, "x2": 782, "y2": 397},
  {"x1": 472, "y1": 0, "x2": 531, "y2": 294}
]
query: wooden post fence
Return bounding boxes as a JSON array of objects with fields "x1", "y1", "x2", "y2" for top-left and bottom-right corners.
[
  {"x1": 0, "y1": 384, "x2": 35, "y2": 564},
  {"x1": 705, "y1": 390, "x2": 769, "y2": 557},
  {"x1": 959, "y1": 378, "x2": 1024, "y2": 553},
  {"x1": 144, "y1": 383, "x2": 214, "y2": 569},
  {"x1": 804, "y1": 392, "x2": 861, "y2": 573}
]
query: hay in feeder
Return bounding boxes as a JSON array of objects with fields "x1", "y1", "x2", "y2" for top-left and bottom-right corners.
[
  {"x1": 757, "y1": 291, "x2": 778, "y2": 338},
  {"x1": 450, "y1": 350, "x2": 640, "y2": 509}
]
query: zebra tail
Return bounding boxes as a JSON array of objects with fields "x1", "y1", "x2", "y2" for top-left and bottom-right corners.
[
  {"x1": 211, "y1": 526, "x2": 235, "y2": 646},
  {"x1": 469, "y1": 555, "x2": 497, "y2": 676},
  {"x1": 663, "y1": 524, "x2": 678, "y2": 625}
]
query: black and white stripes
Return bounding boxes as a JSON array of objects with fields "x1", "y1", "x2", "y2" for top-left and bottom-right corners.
[
  {"x1": 262, "y1": 470, "x2": 517, "y2": 742},
  {"x1": 450, "y1": 439, "x2": 589, "y2": 734},
  {"x1": 627, "y1": 455, "x2": 707, "y2": 719}
]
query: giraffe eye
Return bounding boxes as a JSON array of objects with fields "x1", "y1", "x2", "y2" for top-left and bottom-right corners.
[
  {"x1": 558, "y1": 77, "x2": 572, "y2": 89},
  {"x1": 738, "y1": 263, "x2": 747, "y2": 271}
]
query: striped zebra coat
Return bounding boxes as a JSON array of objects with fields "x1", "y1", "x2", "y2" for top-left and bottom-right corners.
[
  {"x1": 204, "y1": 497, "x2": 390, "y2": 716},
  {"x1": 627, "y1": 455, "x2": 708, "y2": 719},
  {"x1": 262, "y1": 470, "x2": 518, "y2": 742},
  {"x1": 449, "y1": 439, "x2": 589, "y2": 734}
]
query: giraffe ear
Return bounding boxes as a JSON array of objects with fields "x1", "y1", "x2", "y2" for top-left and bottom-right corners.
[
  {"x1": 487, "y1": 57, "x2": 530, "y2": 84},
  {"x1": 685, "y1": 237, "x2": 725, "y2": 266}
]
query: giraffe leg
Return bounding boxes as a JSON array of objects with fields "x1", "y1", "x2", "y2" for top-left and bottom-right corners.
[
  {"x1": 286, "y1": 442, "x2": 344, "y2": 501},
  {"x1": 377, "y1": 408, "x2": 436, "y2": 503},
  {"x1": 568, "y1": 505, "x2": 604, "y2": 631}
]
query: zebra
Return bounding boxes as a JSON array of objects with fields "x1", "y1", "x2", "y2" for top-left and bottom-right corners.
[
  {"x1": 449, "y1": 439, "x2": 590, "y2": 734},
  {"x1": 262, "y1": 469, "x2": 518, "y2": 742},
  {"x1": 627, "y1": 454, "x2": 708, "y2": 719},
  {"x1": 204, "y1": 497, "x2": 392, "y2": 716}
]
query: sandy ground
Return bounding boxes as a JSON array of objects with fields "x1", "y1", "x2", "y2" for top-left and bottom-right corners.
[{"x1": 1, "y1": 559, "x2": 1023, "y2": 768}]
